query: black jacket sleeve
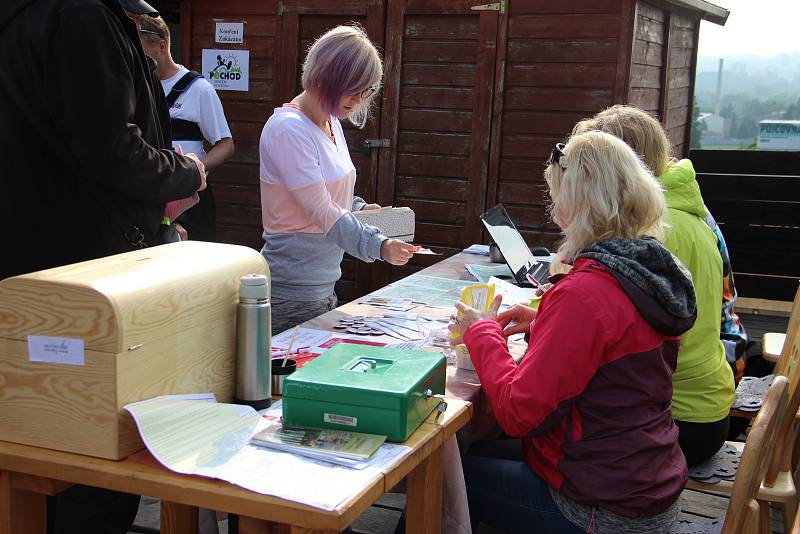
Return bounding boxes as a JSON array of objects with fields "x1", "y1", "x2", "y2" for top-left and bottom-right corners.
[{"x1": 47, "y1": 4, "x2": 199, "y2": 205}]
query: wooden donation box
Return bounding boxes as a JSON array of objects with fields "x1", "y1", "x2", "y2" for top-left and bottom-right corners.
[{"x1": 0, "y1": 242, "x2": 268, "y2": 459}]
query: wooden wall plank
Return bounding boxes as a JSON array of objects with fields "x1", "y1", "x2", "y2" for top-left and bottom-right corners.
[
  {"x1": 510, "y1": 0, "x2": 622, "y2": 15},
  {"x1": 397, "y1": 131, "x2": 471, "y2": 155},
  {"x1": 505, "y1": 63, "x2": 617, "y2": 87},
  {"x1": 507, "y1": 39, "x2": 618, "y2": 63},
  {"x1": 401, "y1": 63, "x2": 477, "y2": 86},
  {"x1": 404, "y1": 15, "x2": 478, "y2": 40},
  {"x1": 395, "y1": 154, "x2": 469, "y2": 178},
  {"x1": 503, "y1": 87, "x2": 615, "y2": 112},
  {"x1": 191, "y1": 0, "x2": 277, "y2": 15},
  {"x1": 399, "y1": 87, "x2": 474, "y2": 109},
  {"x1": 395, "y1": 176, "x2": 468, "y2": 202},
  {"x1": 509, "y1": 15, "x2": 620, "y2": 39},
  {"x1": 463, "y1": 10, "x2": 499, "y2": 244},
  {"x1": 399, "y1": 109, "x2": 473, "y2": 132},
  {"x1": 629, "y1": 87, "x2": 661, "y2": 111},
  {"x1": 629, "y1": 63, "x2": 662, "y2": 88},
  {"x1": 403, "y1": 40, "x2": 477, "y2": 62},
  {"x1": 614, "y1": 0, "x2": 635, "y2": 103},
  {"x1": 500, "y1": 135, "x2": 558, "y2": 158},
  {"x1": 502, "y1": 111, "x2": 596, "y2": 135}
]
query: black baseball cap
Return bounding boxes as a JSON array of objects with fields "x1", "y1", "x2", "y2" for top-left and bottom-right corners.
[{"x1": 118, "y1": 0, "x2": 159, "y2": 16}]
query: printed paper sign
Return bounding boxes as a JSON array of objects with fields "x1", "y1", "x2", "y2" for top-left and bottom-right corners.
[
  {"x1": 202, "y1": 49, "x2": 249, "y2": 92},
  {"x1": 215, "y1": 22, "x2": 244, "y2": 44},
  {"x1": 28, "y1": 335, "x2": 85, "y2": 366}
]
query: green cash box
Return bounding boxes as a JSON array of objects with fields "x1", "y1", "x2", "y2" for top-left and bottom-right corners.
[{"x1": 282, "y1": 344, "x2": 446, "y2": 442}]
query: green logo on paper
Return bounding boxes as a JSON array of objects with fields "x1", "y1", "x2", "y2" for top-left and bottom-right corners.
[{"x1": 209, "y1": 54, "x2": 242, "y2": 80}]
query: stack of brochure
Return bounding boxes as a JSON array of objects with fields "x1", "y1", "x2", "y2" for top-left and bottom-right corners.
[{"x1": 250, "y1": 423, "x2": 387, "y2": 467}]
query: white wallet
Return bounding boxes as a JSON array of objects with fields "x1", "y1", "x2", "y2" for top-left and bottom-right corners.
[{"x1": 352, "y1": 206, "x2": 415, "y2": 241}]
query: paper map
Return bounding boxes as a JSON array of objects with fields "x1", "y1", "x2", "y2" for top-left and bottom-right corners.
[{"x1": 124, "y1": 397, "x2": 412, "y2": 511}]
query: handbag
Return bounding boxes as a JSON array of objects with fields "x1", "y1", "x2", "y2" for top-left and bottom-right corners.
[{"x1": 352, "y1": 207, "x2": 415, "y2": 241}]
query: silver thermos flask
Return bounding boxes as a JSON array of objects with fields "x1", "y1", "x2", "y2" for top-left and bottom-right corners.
[{"x1": 234, "y1": 274, "x2": 272, "y2": 409}]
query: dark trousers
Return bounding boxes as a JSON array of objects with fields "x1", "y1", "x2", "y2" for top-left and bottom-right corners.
[
  {"x1": 675, "y1": 416, "x2": 731, "y2": 467},
  {"x1": 463, "y1": 439, "x2": 583, "y2": 534},
  {"x1": 47, "y1": 485, "x2": 140, "y2": 534}
]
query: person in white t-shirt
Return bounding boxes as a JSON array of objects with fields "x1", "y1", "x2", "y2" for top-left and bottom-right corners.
[
  {"x1": 259, "y1": 25, "x2": 417, "y2": 334},
  {"x1": 139, "y1": 15, "x2": 233, "y2": 241}
]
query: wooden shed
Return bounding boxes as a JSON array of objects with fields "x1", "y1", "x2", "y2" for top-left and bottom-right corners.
[{"x1": 151, "y1": 0, "x2": 728, "y2": 302}]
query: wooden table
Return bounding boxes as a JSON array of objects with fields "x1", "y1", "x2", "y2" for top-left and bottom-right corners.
[
  {"x1": 0, "y1": 399, "x2": 470, "y2": 534},
  {"x1": 0, "y1": 252, "x2": 494, "y2": 534}
]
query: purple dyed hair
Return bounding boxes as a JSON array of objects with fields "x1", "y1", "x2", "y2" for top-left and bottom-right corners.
[{"x1": 301, "y1": 25, "x2": 383, "y2": 128}]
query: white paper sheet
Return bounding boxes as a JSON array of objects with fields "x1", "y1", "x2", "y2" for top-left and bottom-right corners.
[
  {"x1": 487, "y1": 276, "x2": 538, "y2": 307},
  {"x1": 271, "y1": 327, "x2": 333, "y2": 350},
  {"x1": 124, "y1": 397, "x2": 412, "y2": 511}
]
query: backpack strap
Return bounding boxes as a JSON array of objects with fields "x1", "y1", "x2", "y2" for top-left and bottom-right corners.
[{"x1": 166, "y1": 70, "x2": 202, "y2": 108}]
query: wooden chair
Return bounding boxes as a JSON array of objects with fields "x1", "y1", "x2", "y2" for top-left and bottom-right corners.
[
  {"x1": 761, "y1": 284, "x2": 799, "y2": 364},
  {"x1": 687, "y1": 289, "x2": 800, "y2": 533},
  {"x1": 731, "y1": 284, "x2": 800, "y2": 420},
  {"x1": 677, "y1": 376, "x2": 788, "y2": 534}
]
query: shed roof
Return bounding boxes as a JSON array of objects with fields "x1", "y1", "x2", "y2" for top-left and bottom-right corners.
[{"x1": 662, "y1": 0, "x2": 730, "y2": 25}]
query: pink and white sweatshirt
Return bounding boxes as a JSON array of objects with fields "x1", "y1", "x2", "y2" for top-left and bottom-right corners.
[{"x1": 259, "y1": 107, "x2": 385, "y2": 300}]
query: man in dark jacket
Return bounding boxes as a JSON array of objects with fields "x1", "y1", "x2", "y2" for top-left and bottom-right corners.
[
  {"x1": 0, "y1": 0, "x2": 206, "y2": 280},
  {"x1": 0, "y1": 0, "x2": 206, "y2": 532}
]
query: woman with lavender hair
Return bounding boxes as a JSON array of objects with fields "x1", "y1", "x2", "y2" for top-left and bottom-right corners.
[{"x1": 259, "y1": 25, "x2": 416, "y2": 334}]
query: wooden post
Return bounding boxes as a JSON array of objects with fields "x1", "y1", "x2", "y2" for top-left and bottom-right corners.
[
  {"x1": 161, "y1": 501, "x2": 199, "y2": 534},
  {"x1": 0, "y1": 471, "x2": 46, "y2": 534},
  {"x1": 405, "y1": 444, "x2": 444, "y2": 534}
]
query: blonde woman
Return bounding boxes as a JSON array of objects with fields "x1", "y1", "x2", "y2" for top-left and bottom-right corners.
[
  {"x1": 259, "y1": 25, "x2": 416, "y2": 334},
  {"x1": 575, "y1": 105, "x2": 736, "y2": 467},
  {"x1": 449, "y1": 131, "x2": 694, "y2": 533}
]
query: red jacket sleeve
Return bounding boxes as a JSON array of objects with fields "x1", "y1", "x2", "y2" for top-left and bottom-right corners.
[{"x1": 463, "y1": 282, "x2": 611, "y2": 438}]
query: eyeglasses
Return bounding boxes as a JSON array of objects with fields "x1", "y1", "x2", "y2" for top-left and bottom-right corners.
[
  {"x1": 546, "y1": 143, "x2": 568, "y2": 169},
  {"x1": 139, "y1": 29, "x2": 162, "y2": 38},
  {"x1": 358, "y1": 86, "x2": 378, "y2": 99}
]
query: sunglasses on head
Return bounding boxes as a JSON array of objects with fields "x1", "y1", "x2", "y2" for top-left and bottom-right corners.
[{"x1": 546, "y1": 143, "x2": 568, "y2": 169}]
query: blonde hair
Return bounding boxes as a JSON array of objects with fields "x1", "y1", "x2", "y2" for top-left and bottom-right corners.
[
  {"x1": 302, "y1": 25, "x2": 383, "y2": 128},
  {"x1": 545, "y1": 131, "x2": 665, "y2": 270},
  {"x1": 138, "y1": 15, "x2": 170, "y2": 46},
  {"x1": 572, "y1": 105, "x2": 672, "y2": 177}
]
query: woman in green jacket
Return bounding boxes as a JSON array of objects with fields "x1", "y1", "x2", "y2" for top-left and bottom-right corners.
[{"x1": 574, "y1": 105, "x2": 735, "y2": 466}]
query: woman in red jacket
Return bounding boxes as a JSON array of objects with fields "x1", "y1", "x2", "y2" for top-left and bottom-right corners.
[{"x1": 450, "y1": 131, "x2": 696, "y2": 533}]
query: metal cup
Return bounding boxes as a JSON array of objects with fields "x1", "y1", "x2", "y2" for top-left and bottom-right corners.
[{"x1": 271, "y1": 358, "x2": 297, "y2": 395}]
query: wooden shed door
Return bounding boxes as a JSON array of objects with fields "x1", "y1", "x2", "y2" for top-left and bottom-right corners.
[
  {"x1": 275, "y1": 0, "x2": 387, "y2": 301},
  {"x1": 374, "y1": 0, "x2": 500, "y2": 285}
]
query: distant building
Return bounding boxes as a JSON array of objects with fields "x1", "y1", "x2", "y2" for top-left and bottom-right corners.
[
  {"x1": 699, "y1": 113, "x2": 727, "y2": 136},
  {"x1": 757, "y1": 120, "x2": 800, "y2": 150}
]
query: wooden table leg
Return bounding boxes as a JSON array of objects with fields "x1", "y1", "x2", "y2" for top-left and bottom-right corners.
[
  {"x1": 161, "y1": 500, "x2": 199, "y2": 534},
  {"x1": 405, "y1": 444, "x2": 444, "y2": 534},
  {"x1": 0, "y1": 471, "x2": 46, "y2": 534},
  {"x1": 238, "y1": 516, "x2": 333, "y2": 533}
]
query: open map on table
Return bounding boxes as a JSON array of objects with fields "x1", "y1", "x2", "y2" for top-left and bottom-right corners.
[
  {"x1": 124, "y1": 396, "x2": 412, "y2": 511},
  {"x1": 368, "y1": 274, "x2": 477, "y2": 309}
]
